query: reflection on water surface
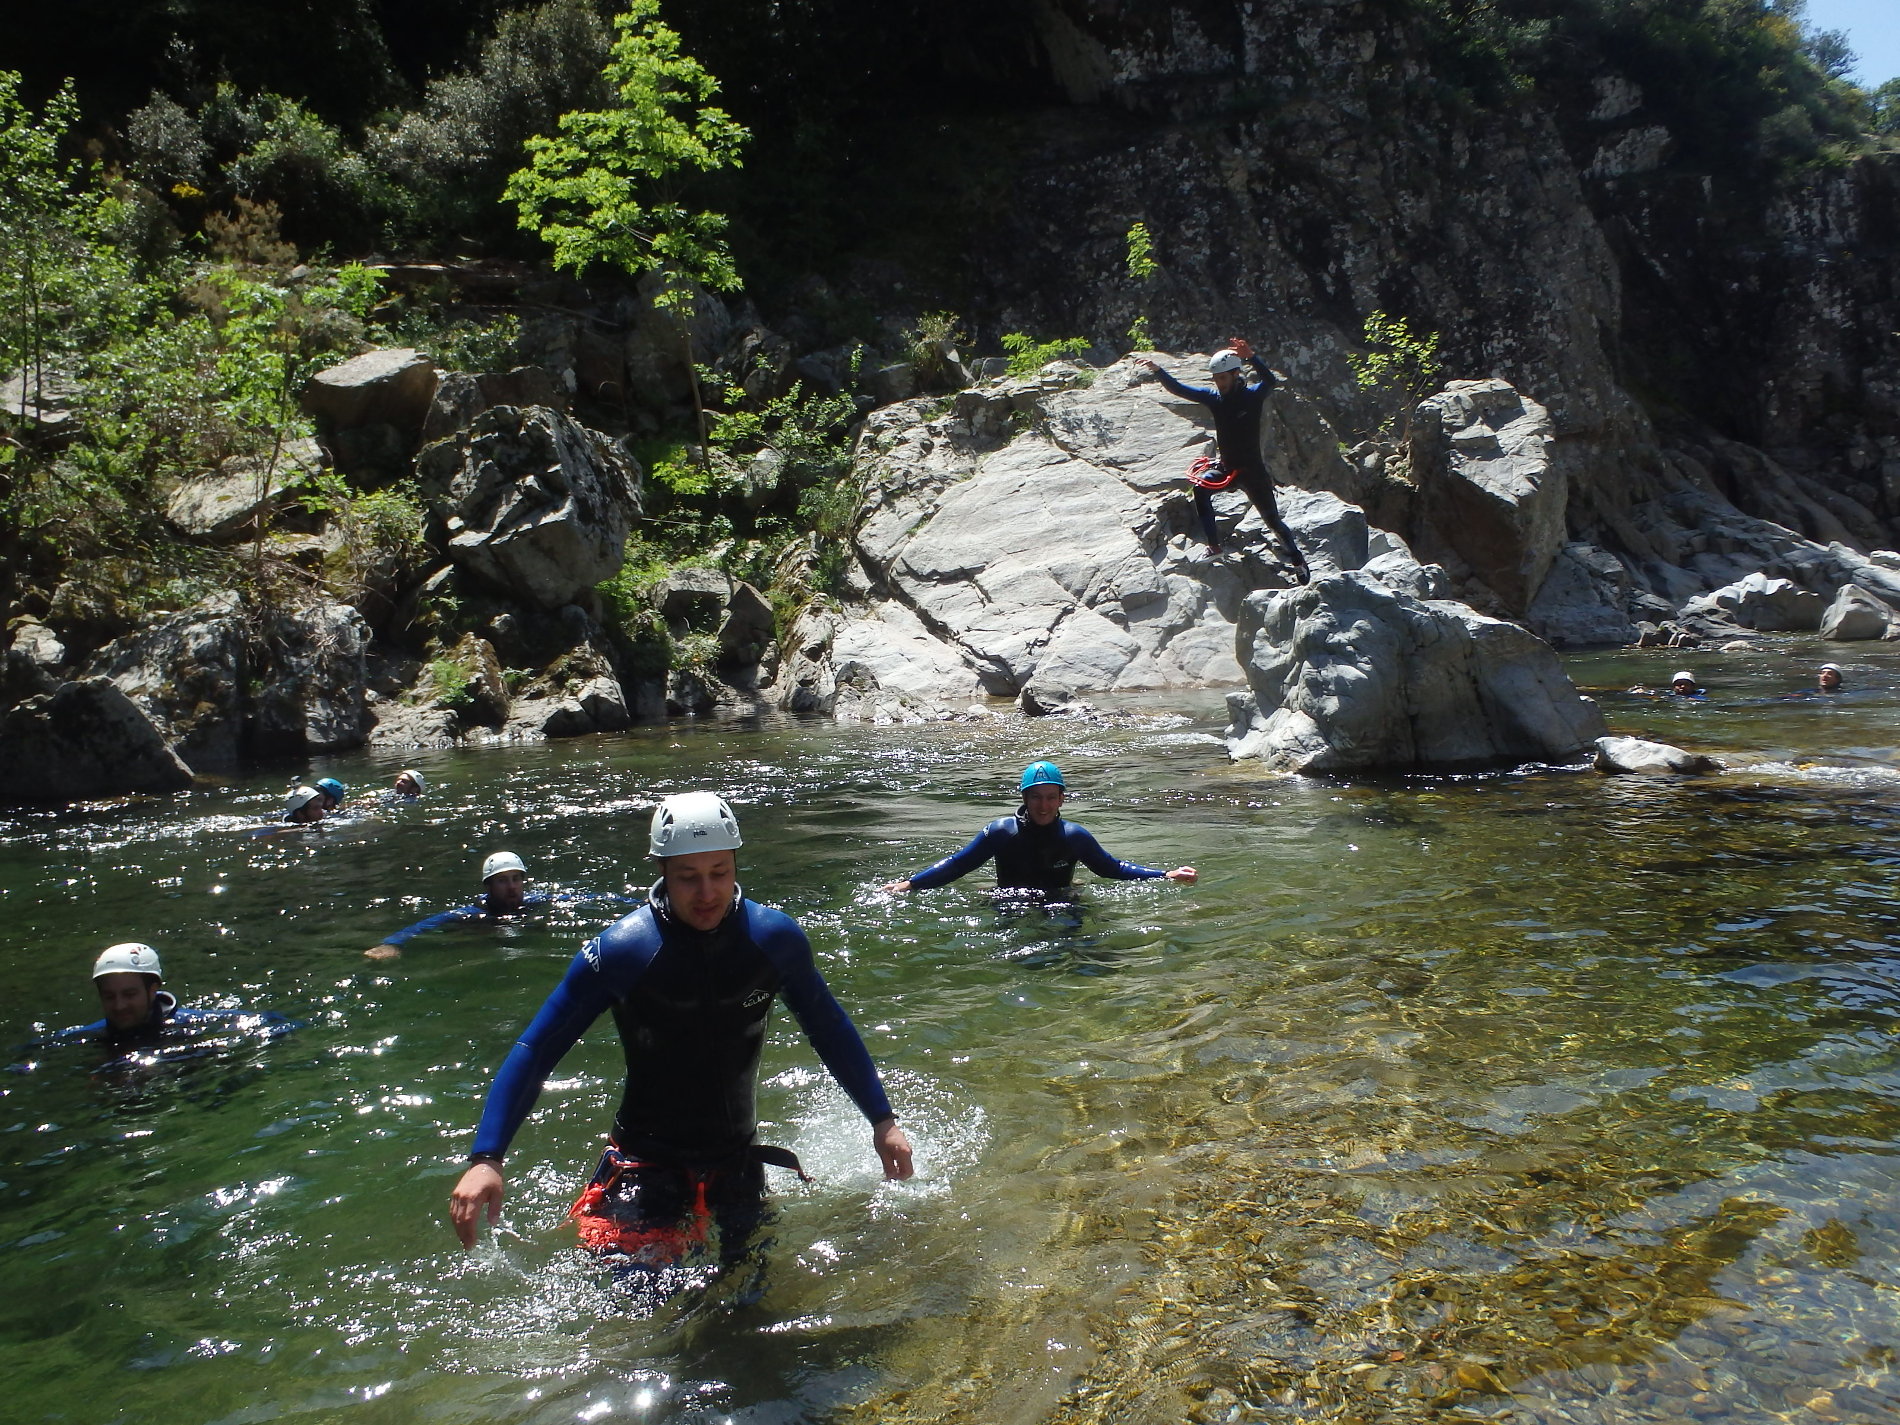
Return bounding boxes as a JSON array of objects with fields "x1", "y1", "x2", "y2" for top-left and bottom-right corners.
[{"x1": 1, "y1": 644, "x2": 1897, "y2": 1423}]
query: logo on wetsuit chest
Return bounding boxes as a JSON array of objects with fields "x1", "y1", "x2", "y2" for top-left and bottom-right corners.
[{"x1": 741, "y1": 989, "x2": 770, "y2": 1007}]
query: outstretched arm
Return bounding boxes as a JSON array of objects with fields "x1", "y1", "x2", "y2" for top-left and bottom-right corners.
[
  {"x1": 886, "y1": 822, "x2": 1005, "y2": 893},
  {"x1": 368, "y1": 902, "x2": 483, "y2": 958},
  {"x1": 1068, "y1": 824, "x2": 1195, "y2": 883},
  {"x1": 1141, "y1": 361, "x2": 1216, "y2": 405}
]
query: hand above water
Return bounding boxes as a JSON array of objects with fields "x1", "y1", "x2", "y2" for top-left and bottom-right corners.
[
  {"x1": 881, "y1": 878, "x2": 913, "y2": 894},
  {"x1": 1164, "y1": 866, "x2": 1197, "y2": 883},
  {"x1": 450, "y1": 1161, "x2": 504, "y2": 1248}
]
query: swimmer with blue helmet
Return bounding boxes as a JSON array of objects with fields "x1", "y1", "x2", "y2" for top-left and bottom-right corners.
[{"x1": 882, "y1": 761, "x2": 1197, "y2": 897}]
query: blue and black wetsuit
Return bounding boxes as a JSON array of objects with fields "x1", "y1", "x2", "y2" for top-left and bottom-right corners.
[
  {"x1": 1152, "y1": 355, "x2": 1308, "y2": 571},
  {"x1": 39, "y1": 993, "x2": 300, "y2": 1059},
  {"x1": 903, "y1": 811, "x2": 1169, "y2": 897},
  {"x1": 468, "y1": 885, "x2": 895, "y2": 1254},
  {"x1": 379, "y1": 890, "x2": 625, "y2": 949}
]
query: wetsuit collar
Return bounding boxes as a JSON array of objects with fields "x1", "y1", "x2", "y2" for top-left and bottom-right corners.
[
  {"x1": 1015, "y1": 806, "x2": 1064, "y2": 835},
  {"x1": 104, "y1": 990, "x2": 178, "y2": 1044}
]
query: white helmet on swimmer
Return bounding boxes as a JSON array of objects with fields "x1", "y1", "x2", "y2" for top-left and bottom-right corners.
[
  {"x1": 397, "y1": 769, "x2": 427, "y2": 793},
  {"x1": 93, "y1": 942, "x2": 163, "y2": 981},
  {"x1": 1208, "y1": 348, "x2": 1244, "y2": 375},
  {"x1": 480, "y1": 851, "x2": 527, "y2": 883},
  {"x1": 1670, "y1": 670, "x2": 1696, "y2": 685},
  {"x1": 649, "y1": 792, "x2": 743, "y2": 858},
  {"x1": 284, "y1": 785, "x2": 322, "y2": 814}
]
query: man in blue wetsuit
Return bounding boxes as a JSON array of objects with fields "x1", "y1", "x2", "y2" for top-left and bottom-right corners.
[
  {"x1": 38, "y1": 942, "x2": 298, "y2": 1055},
  {"x1": 882, "y1": 761, "x2": 1197, "y2": 898},
  {"x1": 365, "y1": 851, "x2": 611, "y2": 960},
  {"x1": 448, "y1": 792, "x2": 913, "y2": 1258},
  {"x1": 1138, "y1": 337, "x2": 1310, "y2": 580}
]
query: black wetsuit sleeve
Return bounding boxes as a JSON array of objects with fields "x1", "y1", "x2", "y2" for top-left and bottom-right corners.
[
  {"x1": 1067, "y1": 823, "x2": 1167, "y2": 881},
  {"x1": 1245, "y1": 354, "x2": 1278, "y2": 391},
  {"x1": 382, "y1": 902, "x2": 484, "y2": 947},
  {"x1": 906, "y1": 820, "x2": 1006, "y2": 890},
  {"x1": 468, "y1": 949, "x2": 618, "y2": 1158},
  {"x1": 1152, "y1": 366, "x2": 1217, "y2": 405},
  {"x1": 756, "y1": 909, "x2": 895, "y2": 1124}
]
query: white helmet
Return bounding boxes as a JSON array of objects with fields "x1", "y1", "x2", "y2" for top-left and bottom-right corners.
[
  {"x1": 397, "y1": 769, "x2": 427, "y2": 793},
  {"x1": 649, "y1": 792, "x2": 743, "y2": 857},
  {"x1": 93, "y1": 942, "x2": 163, "y2": 981},
  {"x1": 1671, "y1": 670, "x2": 1696, "y2": 685},
  {"x1": 285, "y1": 785, "x2": 323, "y2": 815},
  {"x1": 481, "y1": 851, "x2": 527, "y2": 883},
  {"x1": 1208, "y1": 348, "x2": 1244, "y2": 375}
]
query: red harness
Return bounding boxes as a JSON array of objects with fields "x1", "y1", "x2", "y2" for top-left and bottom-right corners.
[{"x1": 1186, "y1": 454, "x2": 1237, "y2": 490}]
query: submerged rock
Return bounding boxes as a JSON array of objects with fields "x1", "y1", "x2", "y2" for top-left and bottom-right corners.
[
  {"x1": 1593, "y1": 735, "x2": 1724, "y2": 775},
  {"x1": 1224, "y1": 571, "x2": 1606, "y2": 773},
  {"x1": 0, "y1": 678, "x2": 193, "y2": 801}
]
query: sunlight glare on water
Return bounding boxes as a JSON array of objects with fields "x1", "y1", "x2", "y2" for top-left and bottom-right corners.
[{"x1": 0, "y1": 642, "x2": 1897, "y2": 1423}]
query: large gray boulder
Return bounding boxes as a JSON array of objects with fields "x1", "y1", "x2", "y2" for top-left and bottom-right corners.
[
  {"x1": 0, "y1": 679, "x2": 193, "y2": 801},
  {"x1": 1679, "y1": 572, "x2": 1825, "y2": 632},
  {"x1": 1224, "y1": 571, "x2": 1606, "y2": 773},
  {"x1": 1525, "y1": 542, "x2": 1642, "y2": 648},
  {"x1": 1411, "y1": 380, "x2": 1567, "y2": 615},
  {"x1": 303, "y1": 347, "x2": 439, "y2": 475},
  {"x1": 417, "y1": 405, "x2": 642, "y2": 610},
  {"x1": 1819, "y1": 584, "x2": 1894, "y2": 641}
]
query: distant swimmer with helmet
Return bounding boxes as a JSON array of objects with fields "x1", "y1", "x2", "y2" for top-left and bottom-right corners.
[
  {"x1": 365, "y1": 851, "x2": 627, "y2": 960},
  {"x1": 448, "y1": 792, "x2": 912, "y2": 1266},
  {"x1": 882, "y1": 761, "x2": 1197, "y2": 898},
  {"x1": 26, "y1": 942, "x2": 299, "y2": 1061},
  {"x1": 1137, "y1": 337, "x2": 1310, "y2": 581},
  {"x1": 312, "y1": 777, "x2": 347, "y2": 812},
  {"x1": 392, "y1": 769, "x2": 427, "y2": 799}
]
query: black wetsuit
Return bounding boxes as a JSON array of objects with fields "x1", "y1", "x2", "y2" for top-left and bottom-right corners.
[
  {"x1": 1153, "y1": 355, "x2": 1308, "y2": 573},
  {"x1": 469, "y1": 884, "x2": 894, "y2": 1253},
  {"x1": 903, "y1": 811, "x2": 1169, "y2": 897}
]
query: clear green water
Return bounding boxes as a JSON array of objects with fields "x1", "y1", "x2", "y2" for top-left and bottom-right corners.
[{"x1": 2, "y1": 643, "x2": 1897, "y2": 1425}]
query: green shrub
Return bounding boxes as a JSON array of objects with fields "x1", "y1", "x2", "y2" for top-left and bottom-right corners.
[
  {"x1": 1001, "y1": 331, "x2": 1090, "y2": 377},
  {"x1": 426, "y1": 656, "x2": 476, "y2": 710}
]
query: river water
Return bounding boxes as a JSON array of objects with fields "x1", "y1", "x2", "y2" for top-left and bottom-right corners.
[{"x1": 2, "y1": 643, "x2": 1897, "y2": 1425}]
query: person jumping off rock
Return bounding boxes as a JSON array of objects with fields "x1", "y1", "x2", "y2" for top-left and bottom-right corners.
[{"x1": 1138, "y1": 338, "x2": 1310, "y2": 582}]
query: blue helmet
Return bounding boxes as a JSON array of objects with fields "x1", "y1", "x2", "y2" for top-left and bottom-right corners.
[
  {"x1": 315, "y1": 777, "x2": 346, "y2": 802},
  {"x1": 1019, "y1": 760, "x2": 1066, "y2": 792}
]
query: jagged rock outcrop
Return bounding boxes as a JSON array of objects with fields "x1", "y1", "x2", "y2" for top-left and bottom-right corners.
[
  {"x1": 167, "y1": 438, "x2": 324, "y2": 541},
  {"x1": 1593, "y1": 736, "x2": 1724, "y2": 776},
  {"x1": 416, "y1": 404, "x2": 643, "y2": 610},
  {"x1": 1223, "y1": 571, "x2": 1607, "y2": 773},
  {"x1": 1410, "y1": 380, "x2": 1566, "y2": 616},
  {"x1": 86, "y1": 595, "x2": 370, "y2": 770},
  {"x1": 0, "y1": 678, "x2": 194, "y2": 801}
]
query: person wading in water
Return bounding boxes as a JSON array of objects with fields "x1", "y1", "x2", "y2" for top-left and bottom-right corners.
[{"x1": 1138, "y1": 338, "x2": 1311, "y2": 581}]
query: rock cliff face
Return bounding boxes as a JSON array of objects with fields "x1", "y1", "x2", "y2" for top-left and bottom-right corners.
[{"x1": 937, "y1": 1, "x2": 1897, "y2": 624}]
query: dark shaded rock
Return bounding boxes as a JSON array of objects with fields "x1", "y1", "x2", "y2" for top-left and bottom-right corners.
[
  {"x1": 0, "y1": 678, "x2": 192, "y2": 801},
  {"x1": 421, "y1": 366, "x2": 567, "y2": 444},
  {"x1": 302, "y1": 347, "x2": 439, "y2": 476}
]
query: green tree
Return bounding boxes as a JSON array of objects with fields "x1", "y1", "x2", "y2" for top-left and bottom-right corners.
[
  {"x1": 506, "y1": 0, "x2": 749, "y2": 454},
  {"x1": 1125, "y1": 221, "x2": 1158, "y2": 348},
  {"x1": 505, "y1": 1, "x2": 748, "y2": 296},
  {"x1": 0, "y1": 73, "x2": 87, "y2": 421},
  {"x1": 1347, "y1": 310, "x2": 1441, "y2": 448}
]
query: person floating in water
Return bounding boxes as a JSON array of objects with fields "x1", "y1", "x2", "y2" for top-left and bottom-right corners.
[
  {"x1": 1137, "y1": 337, "x2": 1310, "y2": 581},
  {"x1": 1628, "y1": 670, "x2": 1705, "y2": 699},
  {"x1": 1817, "y1": 662, "x2": 1843, "y2": 693},
  {"x1": 283, "y1": 785, "x2": 327, "y2": 824},
  {"x1": 365, "y1": 852, "x2": 619, "y2": 960},
  {"x1": 393, "y1": 769, "x2": 427, "y2": 799},
  {"x1": 882, "y1": 761, "x2": 1197, "y2": 899},
  {"x1": 448, "y1": 793, "x2": 912, "y2": 1265},
  {"x1": 32, "y1": 942, "x2": 298, "y2": 1059},
  {"x1": 312, "y1": 777, "x2": 347, "y2": 812}
]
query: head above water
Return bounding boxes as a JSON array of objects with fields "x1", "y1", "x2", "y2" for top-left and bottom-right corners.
[
  {"x1": 649, "y1": 793, "x2": 744, "y2": 932},
  {"x1": 1018, "y1": 761, "x2": 1067, "y2": 827},
  {"x1": 284, "y1": 786, "x2": 325, "y2": 822},
  {"x1": 394, "y1": 769, "x2": 426, "y2": 796},
  {"x1": 1670, "y1": 670, "x2": 1698, "y2": 691},
  {"x1": 1818, "y1": 662, "x2": 1843, "y2": 690},
  {"x1": 314, "y1": 777, "x2": 345, "y2": 807},
  {"x1": 480, "y1": 851, "x2": 529, "y2": 912},
  {"x1": 92, "y1": 942, "x2": 163, "y2": 1030}
]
